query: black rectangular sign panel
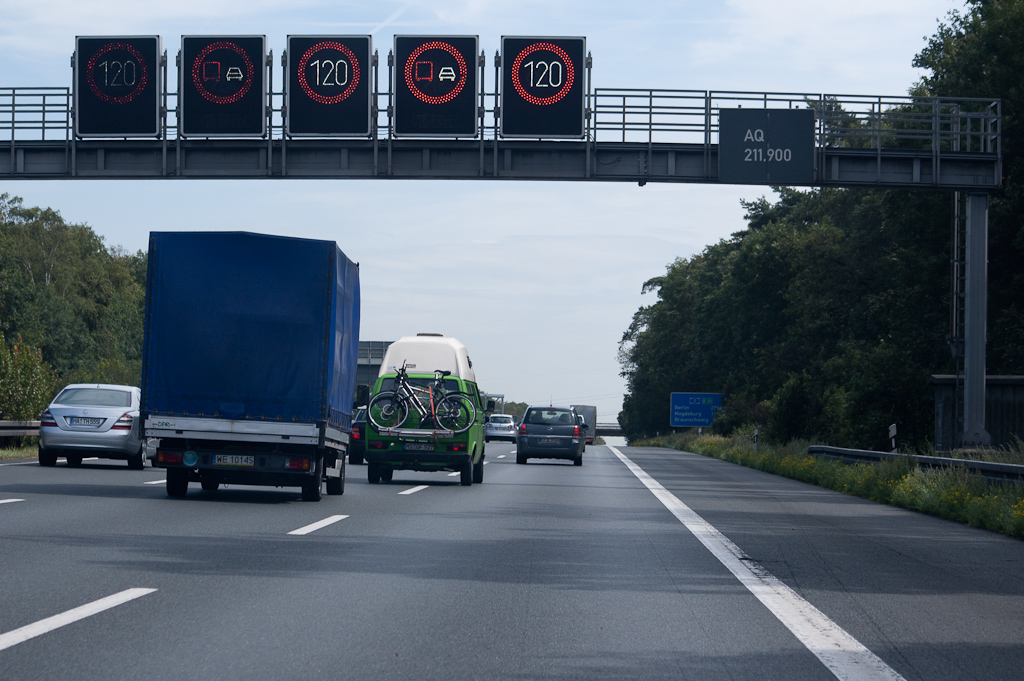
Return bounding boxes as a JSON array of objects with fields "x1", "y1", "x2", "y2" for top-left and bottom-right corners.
[
  {"x1": 500, "y1": 36, "x2": 585, "y2": 138},
  {"x1": 286, "y1": 35, "x2": 372, "y2": 136},
  {"x1": 74, "y1": 36, "x2": 161, "y2": 137},
  {"x1": 394, "y1": 35, "x2": 478, "y2": 137},
  {"x1": 180, "y1": 35, "x2": 267, "y2": 137},
  {"x1": 718, "y1": 108, "x2": 816, "y2": 185}
]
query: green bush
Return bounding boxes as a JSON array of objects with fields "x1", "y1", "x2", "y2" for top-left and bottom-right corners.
[{"x1": 0, "y1": 334, "x2": 56, "y2": 420}]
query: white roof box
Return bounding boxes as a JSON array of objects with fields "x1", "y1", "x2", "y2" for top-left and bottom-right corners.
[{"x1": 379, "y1": 334, "x2": 476, "y2": 383}]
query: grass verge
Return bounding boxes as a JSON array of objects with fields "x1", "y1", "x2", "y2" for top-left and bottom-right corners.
[
  {"x1": 633, "y1": 431, "x2": 1024, "y2": 540},
  {"x1": 0, "y1": 439, "x2": 36, "y2": 461}
]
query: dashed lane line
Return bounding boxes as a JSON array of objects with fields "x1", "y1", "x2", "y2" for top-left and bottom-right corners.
[
  {"x1": 143, "y1": 480, "x2": 164, "y2": 485},
  {"x1": 0, "y1": 499, "x2": 25, "y2": 505},
  {"x1": 0, "y1": 588, "x2": 157, "y2": 652},
  {"x1": 608, "y1": 446, "x2": 905, "y2": 681},
  {"x1": 287, "y1": 515, "x2": 349, "y2": 536},
  {"x1": 399, "y1": 485, "x2": 429, "y2": 495}
]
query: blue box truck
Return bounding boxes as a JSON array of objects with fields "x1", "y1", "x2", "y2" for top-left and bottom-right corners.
[{"x1": 141, "y1": 232, "x2": 360, "y2": 501}]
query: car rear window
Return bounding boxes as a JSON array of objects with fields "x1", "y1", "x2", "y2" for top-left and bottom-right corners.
[
  {"x1": 378, "y1": 376, "x2": 461, "y2": 393},
  {"x1": 488, "y1": 415, "x2": 513, "y2": 424},
  {"x1": 55, "y1": 388, "x2": 132, "y2": 408},
  {"x1": 525, "y1": 409, "x2": 574, "y2": 425}
]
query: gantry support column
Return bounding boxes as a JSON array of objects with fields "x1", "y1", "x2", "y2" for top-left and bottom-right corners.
[{"x1": 963, "y1": 192, "x2": 992, "y2": 446}]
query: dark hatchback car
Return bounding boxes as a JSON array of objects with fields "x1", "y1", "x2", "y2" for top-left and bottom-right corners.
[
  {"x1": 348, "y1": 407, "x2": 366, "y2": 465},
  {"x1": 516, "y1": 405, "x2": 585, "y2": 466}
]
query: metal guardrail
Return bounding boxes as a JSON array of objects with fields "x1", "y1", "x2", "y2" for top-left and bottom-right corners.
[
  {"x1": 0, "y1": 420, "x2": 41, "y2": 437},
  {"x1": 807, "y1": 445, "x2": 1024, "y2": 484},
  {"x1": 0, "y1": 83, "x2": 1001, "y2": 159}
]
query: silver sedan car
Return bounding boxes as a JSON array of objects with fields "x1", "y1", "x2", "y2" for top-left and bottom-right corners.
[
  {"x1": 38, "y1": 384, "x2": 146, "y2": 469},
  {"x1": 484, "y1": 413, "x2": 517, "y2": 443}
]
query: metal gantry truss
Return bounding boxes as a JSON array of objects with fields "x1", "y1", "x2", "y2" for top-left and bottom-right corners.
[{"x1": 0, "y1": 54, "x2": 1002, "y2": 187}]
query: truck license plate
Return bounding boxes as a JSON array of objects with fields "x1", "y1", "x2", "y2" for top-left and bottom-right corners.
[
  {"x1": 403, "y1": 442, "x2": 434, "y2": 451},
  {"x1": 213, "y1": 454, "x2": 254, "y2": 466}
]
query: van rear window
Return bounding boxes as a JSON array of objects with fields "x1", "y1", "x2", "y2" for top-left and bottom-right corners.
[{"x1": 379, "y1": 376, "x2": 460, "y2": 393}]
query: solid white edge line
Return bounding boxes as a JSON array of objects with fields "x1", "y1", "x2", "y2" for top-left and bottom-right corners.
[
  {"x1": 0, "y1": 461, "x2": 40, "y2": 467},
  {"x1": 143, "y1": 480, "x2": 164, "y2": 485},
  {"x1": 607, "y1": 446, "x2": 905, "y2": 681},
  {"x1": 0, "y1": 588, "x2": 157, "y2": 652},
  {"x1": 0, "y1": 499, "x2": 26, "y2": 504},
  {"x1": 287, "y1": 514, "x2": 349, "y2": 536},
  {"x1": 398, "y1": 485, "x2": 429, "y2": 495}
]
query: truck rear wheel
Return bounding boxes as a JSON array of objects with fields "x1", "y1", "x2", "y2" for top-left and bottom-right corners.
[
  {"x1": 326, "y1": 460, "x2": 345, "y2": 495},
  {"x1": 167, "y1": 469, "x2": 188, "y2": 497},
  {"x1": 301, "y1": 467, "x2": 323, "y2": 501}
]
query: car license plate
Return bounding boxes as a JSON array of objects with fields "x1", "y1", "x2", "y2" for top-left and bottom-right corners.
[
  {"x1": 403, "y1": 442, "x2": 434, "y2": 451},
  {"x1": 69, "y1": 417, "x2": 102, "y2": 426},
  {"x1": 540, "y1": 437, "x2": 559, "y2": 445},
  {"x1": 213, "y1": 454, "x2": 254, "y2": 466}
]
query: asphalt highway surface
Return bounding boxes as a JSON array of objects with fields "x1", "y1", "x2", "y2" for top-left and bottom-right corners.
[{"x1": 2, "y1": 443, "x2": 1023, "y2": 680}]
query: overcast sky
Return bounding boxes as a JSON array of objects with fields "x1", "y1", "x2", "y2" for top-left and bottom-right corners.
[{"x1": 0, "y1": 0, "x2": 963, "y2": 424}]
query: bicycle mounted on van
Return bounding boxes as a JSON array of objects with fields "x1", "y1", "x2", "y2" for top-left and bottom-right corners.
[{"x1": 367, "y1": 361, "x2": 476, "y2": 434}]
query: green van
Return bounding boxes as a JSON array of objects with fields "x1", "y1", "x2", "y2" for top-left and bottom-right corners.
[{"x1": 364, "y1": 334, "x2": 486, "y2": 486}]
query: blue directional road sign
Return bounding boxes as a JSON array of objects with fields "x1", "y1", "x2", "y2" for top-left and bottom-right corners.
[{"x1": 670, "y1": 393, "x2": 722, "y2": 428}]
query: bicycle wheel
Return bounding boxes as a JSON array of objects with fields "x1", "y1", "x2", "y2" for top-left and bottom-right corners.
[
  {"x1": 368, "y1": 391, "x2": 409, "y2": 430},
  {"x1": 435, "y1": 393, "x2": 476, "y2": 434}
]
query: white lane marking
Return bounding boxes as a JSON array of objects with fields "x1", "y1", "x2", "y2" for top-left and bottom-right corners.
[
  {"x1": 447, "y1": 471, "x2": 460, "y2": 477},
  {"x1": 287, "y1": 515, "x2": 349, "y2": 536},
  {"x1": 608, "y1": 446, "x2": 905, "y2": 681},
  {"x1": 143, "y1": 480, "x2": 164, "y2": 485},
  {"x1": 497, "y1": 455, "x2": 506, "y2": 459},
  {"x1": 399, "y1": 485, "x2": 428, "y2": 495},
  {"x1": 0, "y1": 461, "x2": 39, "y2": 467},
  {"x1": 0, "y1": 588, "x2": 157, "y2": 652},
  {"x1": 83, "y1": 457, "x2": 98, "y2": 461},
  {"x1": 0, "y1": 499, "x2": 26, "y2": 505},
  {"x1": 483, "y1": 460, "x2": 489, "y2": 465}
]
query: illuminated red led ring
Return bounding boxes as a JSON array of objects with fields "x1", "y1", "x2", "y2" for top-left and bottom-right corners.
[
  {"x1": 404, "y1": 41, "x2": 467, "y2": 105},
  {"x1": 86, "y1": 42, "x2": 149, "y2": 105},
  {"x1": 297, "y1": 42, "x2": 361, "y2": 105},
  {"x1": 191, "y1": 41, "x2": 254, "y2": 105},
  {"x1": 511, "y1": 43, "x2": 575, "y2": 106}
]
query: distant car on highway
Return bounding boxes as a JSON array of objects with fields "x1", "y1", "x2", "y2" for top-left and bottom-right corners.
[
  {"x1": 38, "y1": 384, "x2": 145, "y2": 469},
  {"x1": 516, "y1": 405, "x2": 584, "y2": 466},
  {"x1": 484, "y1": 413, "x2": 516, "y2": 443},
  {"x1": 349, "y1": 407, "x2": 366, "y2": 465}
]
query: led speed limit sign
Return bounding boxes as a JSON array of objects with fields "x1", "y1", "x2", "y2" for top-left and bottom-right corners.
[
  {"x1": 286, "y1": 35, "x2": 371, "y2": 136},
  {"x1": 74, "y1": 36, "x2": 161, "y2": 137},
  {"x1": 501, "y1": 37, "x2": 585, "y2": 138}
]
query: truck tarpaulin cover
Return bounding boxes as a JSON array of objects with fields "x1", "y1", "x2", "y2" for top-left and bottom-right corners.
[{"x1": 142, "y1": 232, "x2": 360, "y2": 427}]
